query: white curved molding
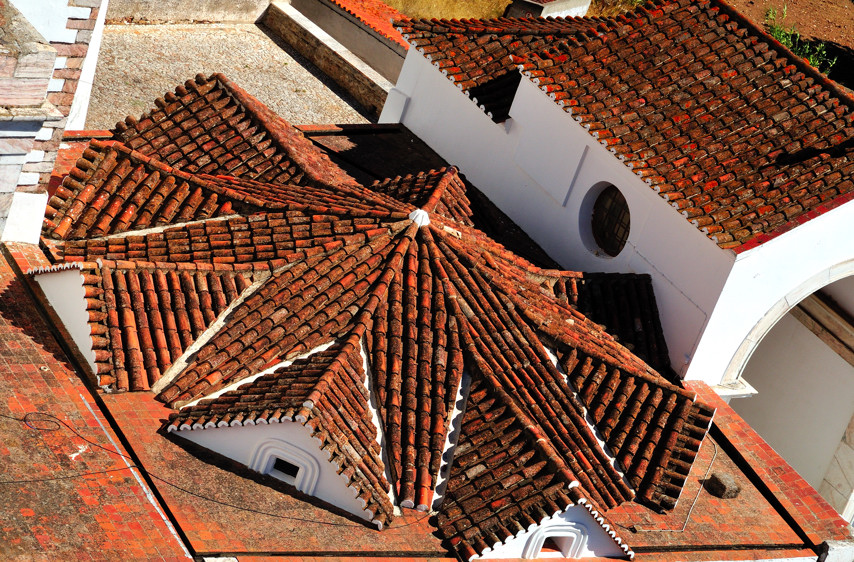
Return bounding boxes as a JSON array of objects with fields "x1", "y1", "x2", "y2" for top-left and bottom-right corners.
[
  {"x1": 522, "y1": 522, "x2": 588, "y2": 559},
  {"x1": 248, "y1": 437, "x2": 321, "y2": 495}
]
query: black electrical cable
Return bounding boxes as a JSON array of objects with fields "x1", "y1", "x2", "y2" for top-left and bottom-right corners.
[{"x1": 0, "y1": 411, "x2": 431, "y2": 529}]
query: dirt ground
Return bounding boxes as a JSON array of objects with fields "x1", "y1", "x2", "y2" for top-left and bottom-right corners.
[
  {"x1": 86, "y1": 23, "x2": 371, "y2": 130},
  {"x1": 724, "y1": 0, "x2": 853, "y2": 51},
  {"x1": 701, "y1": 0, "x2": 854, "y2": 89}
]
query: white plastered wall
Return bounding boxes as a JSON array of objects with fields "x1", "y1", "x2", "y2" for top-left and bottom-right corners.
[
  {"x1": 476, "y1": 505, "x2": 627, "y2": 560},
  {"x1": 686, "y1": 200, "x2": 854, "y2": 387},
  {"x1": 9, "y1": 0, "x2": 92, "y2": 44},
  {"x1": 33, "y1": 267, "x2": 97, "y2": 372},
  {"x1": 174, "y1": 422, "x2": 377, "y2": 523},
  {"x1": 382, "y1": 49, "x2": 734, "y2": 375},
  {"x1": 2, "y1": 191, "x2": 49, "y2": 244},
  {"x1": 731, "y1": 313, "x2": 854, "y2": 489}
]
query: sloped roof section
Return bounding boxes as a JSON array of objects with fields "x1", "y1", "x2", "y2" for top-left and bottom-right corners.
[
  {"x1": 76, "y1": 259, "x2": 263, "y2": 390},
  {"x1": 37, "y1": 75, "x2": 713, "y2": 559},
  {"x1": 398, "y1": 0, "x2": 854, "y2": 251},
  {"x1": 167, "y1": 337, "x2": 395, "y2": 528},
  {"x1": 111, "y1": 73, "x2": 358, "y2": 188}
]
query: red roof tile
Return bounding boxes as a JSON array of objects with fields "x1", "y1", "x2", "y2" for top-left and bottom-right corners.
[
  {"x1": 397, "y1": 0, "x2": 854, "y2": 250},
  {"x1": 323, "y1": 0, "x2": 409, "y2": 48},
  {"x1": 77, "y1": 259, "x2": 263, "y2": 391},
  {"x1": 167, "y1": 339, "x2": 395, "y2": 528},
  {"x1": 112, "y1": 73, "x2": 358, "y2": 188},
  {"x1": 36, "y1": 74, "x2": 712, "y2": 559}
]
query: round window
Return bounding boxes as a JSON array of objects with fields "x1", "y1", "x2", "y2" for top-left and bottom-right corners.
[{"x1": 591, "y1": 185, "x2": 630, "y2": 257}]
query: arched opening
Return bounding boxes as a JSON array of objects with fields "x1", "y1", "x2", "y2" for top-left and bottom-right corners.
[
  {"x1": 521, "y1": 522, "x2": 587, "y2": 559},
  {"x1": 730, "y1": 275, "x2": 854, "y2": 522},
  {"x1": 248, "y1": 437, "x2": 321, "y2": 495}
]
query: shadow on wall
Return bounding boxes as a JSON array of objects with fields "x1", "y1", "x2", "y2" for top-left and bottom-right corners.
[{"x1": 0, "y1": 276, "x2": 76, "y2": 372}]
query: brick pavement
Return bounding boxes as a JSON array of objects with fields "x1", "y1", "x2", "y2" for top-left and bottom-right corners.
[
  {"x1": 0, "y1": 243, "x2": 189, "y2": 561},
  {"x1": 688, "y1": 381, "x2": 852, "y2": 545},
  {"x1": 100, "y1": 390, "x2": 448, "y2": 557}
]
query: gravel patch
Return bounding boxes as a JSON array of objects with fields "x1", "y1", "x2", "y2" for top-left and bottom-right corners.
[{"x1": 86, "y1": 23, "x2": 372, "y2": 129}]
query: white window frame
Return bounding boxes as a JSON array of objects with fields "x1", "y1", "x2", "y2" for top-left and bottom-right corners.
[
  {"x1": 522, "y1": 522, "x2": 588, "y2": 559},
  {"x1": 248, "y1": 437, "x2": 321, "y2": 495}
]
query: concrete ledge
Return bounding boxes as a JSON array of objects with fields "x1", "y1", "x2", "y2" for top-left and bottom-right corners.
[
  {"x1": 290, "y1": 0, "x2": 405, "y2": 82},
  {"x1": 263, "y1": 1, "x2": 392, "y2": 117}
]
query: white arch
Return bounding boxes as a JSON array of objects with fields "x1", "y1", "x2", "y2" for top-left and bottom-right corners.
[
  {"x1": 521, "y1": 522, "x2": 588, "y2": 559},
  {"x1": 723, "y1": 258, "x2": 854, "y2": 386},
  {"x1": 248, "y1": 437, "x2": 321, "y2": 495}
]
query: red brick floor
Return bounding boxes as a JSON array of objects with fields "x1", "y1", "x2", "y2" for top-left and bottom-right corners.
[
  {"x1": 0, "y1": 244, "x2": 189, "y2": 561},
  {"x1": 101, "y1": 390, "x2": 449, "y2": 557},
  {"x1": 688, "y1": 381, "x2": 852, "y2": 544}
]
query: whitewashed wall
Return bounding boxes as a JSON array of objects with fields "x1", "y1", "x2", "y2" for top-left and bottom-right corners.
[
  {"x1": 476, "y1": 505, "x2": 626, "y2": 560},
  {"x1": 732, "y1": 313, "x2": 854, "y2": 488},
  {"x1": 687, "y1": 200, "x2": 854, "y2": 386},
  {"x1": 34, "y1": 267, "x2": 97, "y2": 371},
  {"x1": 175, "y1": 422, "x2": 377, "y2": 523},
  {"x1": 382, "y1": 50, "x2": 734, "y2": 376}
]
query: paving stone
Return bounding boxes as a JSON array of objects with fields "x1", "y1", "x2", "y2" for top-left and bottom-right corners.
[{"x1": 86, "y1": 23, "x2": 371, "y2": 130}]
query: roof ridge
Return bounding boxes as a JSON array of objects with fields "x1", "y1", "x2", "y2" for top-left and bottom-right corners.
[
  {"x1": 297, "y1": 330, "x2": 364, "y2": 420},
  {"x1": 92, "y1": 258, "x2": 271, "y2": 273},
  {"x1": 210, "y1": 73, "x2": 362, "y2": 189},
  {"x1": 419, "y1": 166, "x2": 460, "y2": 213}
]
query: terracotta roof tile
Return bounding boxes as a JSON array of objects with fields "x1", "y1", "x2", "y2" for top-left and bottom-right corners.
[
  {"x1": 36, "y1": 75, "x2": 713, "y2": 558},
  {"x1": 397, "y1": 0, "x2": 854, "y2": 250},
  {"x1": 78, "y1": 259, "x2": 262, "y2": 390},
  {"x1": 167, "y1": 339, "x2": 395, "y2": 527},
  {"x1": 112, "y1": 73, "x2": 358, "y2": 188},
  {"x1": 324, "y1": 0, "x2": 408, "y2": 48}
]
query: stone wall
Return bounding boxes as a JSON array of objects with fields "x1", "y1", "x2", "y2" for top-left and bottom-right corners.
[{"x1": 263, "y1": 2, "x2": 393, "y2": 117}]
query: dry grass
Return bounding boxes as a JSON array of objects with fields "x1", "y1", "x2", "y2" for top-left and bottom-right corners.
[
  {"x1": 385, "y1": 0, "x2": 643, "y2": 20},
  {"x1": 586, "y1": 0, "x2": 645, "y2": 16},
  {"x1": 384, "y1": 0, "x2": 508, "y2": 20}
]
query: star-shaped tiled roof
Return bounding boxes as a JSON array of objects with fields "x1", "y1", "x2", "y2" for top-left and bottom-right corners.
[
  {"x1": 40, "y1": 74, "x2": 713, "y2": 558},
  {"x1": 396, "y1": 0, "x2": 854, "y2": 251}
]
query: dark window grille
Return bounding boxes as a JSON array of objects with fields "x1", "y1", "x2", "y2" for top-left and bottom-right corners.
[
  {"x1": 273, "y1": 457, "x2": 300, "y2": 480},
  {"x1": 592, "y1": 185, "x2": 630, "y2": 257}
]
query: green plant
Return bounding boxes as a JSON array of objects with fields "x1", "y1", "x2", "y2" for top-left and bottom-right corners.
[{"x1": 765, "y1": 5, "x2": 837, "y2": 74}]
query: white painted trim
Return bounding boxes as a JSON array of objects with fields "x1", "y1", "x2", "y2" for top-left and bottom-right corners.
[
  {"x1": 521, "y1": 521, "x2": 588, "y2": 559},
  {"x1": 359, "y1": 337, "x2": 396, "y2": 508},
  {"x1": 67, "y1": 0, "x2": 110, "y2": 130},
  {"x1": 248, "y1": 437, "x2": 321, "y2": 495},
  {"x1": 180, "y1": 340, "x2": 337, "y2": 409},
  {"x1": 150, "y1": 270, "x2": 271, "y2": 394},
  {"x1": 84, "y1": 215, "x2": 237, "y2": 242},
  {"x1": 543, "y1": 345, "x2": 632, "y2": 492},
  {"x1": 431, "y1": 369, "x2": 471, "y2": 511}
]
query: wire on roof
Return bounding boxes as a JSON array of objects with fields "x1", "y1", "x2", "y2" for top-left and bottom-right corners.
[{"x1": 0, "y1": 411, "x2": 432, "y2": 530}]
